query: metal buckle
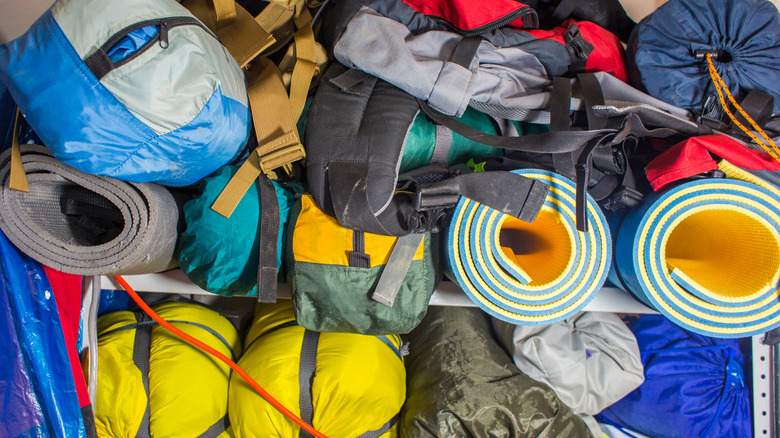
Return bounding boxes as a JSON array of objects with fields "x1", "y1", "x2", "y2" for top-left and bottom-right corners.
[{"x1": 256, "y1": 133, "x2": 305, "y2": 180}]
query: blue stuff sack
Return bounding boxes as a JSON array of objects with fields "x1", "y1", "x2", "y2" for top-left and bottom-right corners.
[
  {"x1": 0, "y1": 0, "x2": 249, "y2": 186},
  {"x1": 599, "y1": 314, "x2": 750, "y2": 438},
  {"x1": 627, "y1": 0, "x2": 780, "y2": 114}
]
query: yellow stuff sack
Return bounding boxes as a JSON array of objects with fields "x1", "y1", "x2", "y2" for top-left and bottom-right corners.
[
  {"x1": 85, "y1": 302, "x2": 242, "y2": 437},
  {"x1": 229, "y1": 300, "x2": 405, "y2": 437}
]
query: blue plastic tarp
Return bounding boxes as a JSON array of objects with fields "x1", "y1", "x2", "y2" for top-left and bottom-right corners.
[{"x1": 0, "y1": 230, "x2": 87, "y2": 438}]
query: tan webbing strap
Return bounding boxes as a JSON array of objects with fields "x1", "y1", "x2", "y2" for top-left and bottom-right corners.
[
  {"x1": 256, "y1": 2, "x2": 296, "y2": 51},
  {"x1": 181, "y1": 0, "x2": 275, "y2": 68},
  {"x1": 210, "y1": 0, "x2": 237, "y2": 27},
  {"x1": 211, "y1": 58, "x2": 304, "y2": 218},
  {"x1": 217, "y1": 3, "x2": 276, "y2": 68},
  {"x1": 9, "y1": 109, "x2": 29, "y2": 193},
  {"x1": 287, "y1": 7, "x2": 318, "y2": 119}
]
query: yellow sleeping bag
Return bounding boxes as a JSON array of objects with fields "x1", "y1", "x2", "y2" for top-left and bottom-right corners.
[
  {"x1": 85, "y1": 302, "x2": 242, "y2": 437},
  {"x1": 229, "y1": 300, "x2": 405, "y2": 437}
]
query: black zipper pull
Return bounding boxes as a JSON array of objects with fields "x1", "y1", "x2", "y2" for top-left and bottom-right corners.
[{"x1": 159, "y1": 20, "x2": 170, "y2": 49}]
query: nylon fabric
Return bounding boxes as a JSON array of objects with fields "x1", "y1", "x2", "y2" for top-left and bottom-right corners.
[
  {"x1": 178, "y1": 165, "x2": 296, "y2": 296},
  {"x1": 444, "y1": 169, "x2": 611, "y2": 325},
  {"x1": 87, "y1": 302, "x2": 240, "y2": 438},
  {"x1": 627, "y1": 0, "x2": 780, "y2": 114},
  {"x1": 399, "y1": 107, "x2": 546, "y2": 173},
  {"x1": 492, "y1": 312, "x2": 644, "y2": 417},
  {"x1": 599, "y1": 315, "x2": 750, "y2": 438},
  {"x1": 0, "y1": 145, "x2": 179, "y2": 276},
  {"x1": 0, "y1": 2, "x2": 249, "y2": 186},
  {"x1": 287, "y1": 195, "x2": 439, "y2": 335},
  {"x1": 401, "y1": 306, "x2": 591, "y2": 437},
  {"x1": 400, "y1": 0, "x2": 536, "y2": 32},
  {"x1": 645, "y1": 135, "x2": 780, "y2": 191},
  {"x1": 229, "y1": 300, "x2": 405, "y2": 438},
  {"x1": 0, "y1": 231, "x2": 88, "y2": 438},
  {"x1": 608, "y1": 171, "x2": 780, "y2": 338}
]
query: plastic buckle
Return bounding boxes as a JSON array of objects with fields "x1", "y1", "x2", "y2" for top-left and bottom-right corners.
[
  {"x1": 603, "y1": 187, "x2": 644, "y2": 211},
  {"x1": 256, "y1": 133, "x2": 305, "y2": 180}
]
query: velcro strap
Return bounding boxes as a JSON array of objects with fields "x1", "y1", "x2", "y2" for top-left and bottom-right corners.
[{"x1": 371, "y1": 233, "x2": 425, "y2": 307}]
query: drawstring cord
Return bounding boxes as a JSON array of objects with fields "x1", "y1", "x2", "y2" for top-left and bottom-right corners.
[{"x1": 705, "y1": 53, "x2": 780, "y2": 163}]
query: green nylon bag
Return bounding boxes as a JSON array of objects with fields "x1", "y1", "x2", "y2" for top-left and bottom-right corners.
[
  {"x1": 401, "y1": 306, "x2": 592, "y2": 437},
  {"x1": 285, "y1": 194, "x2": 441, "y2": 335}
]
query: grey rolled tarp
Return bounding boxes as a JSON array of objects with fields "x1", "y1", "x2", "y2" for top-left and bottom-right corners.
[{"x1": 0, "y1": 145, "x2": 178, "y2": 275}]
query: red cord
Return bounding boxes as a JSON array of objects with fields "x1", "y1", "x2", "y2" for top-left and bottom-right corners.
[{"x1": 113, "y1": 275, "x2": 328, "y2": 438}]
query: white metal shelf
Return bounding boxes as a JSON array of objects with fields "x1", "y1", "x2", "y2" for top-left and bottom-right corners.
[{"x1": 104, "y1": 269, "x2": 657, "y2": 314}]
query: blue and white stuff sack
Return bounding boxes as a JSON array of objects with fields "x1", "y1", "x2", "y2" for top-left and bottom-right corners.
[{"x1": 0, "y1": 0, "x2": 249, "y2": 186}]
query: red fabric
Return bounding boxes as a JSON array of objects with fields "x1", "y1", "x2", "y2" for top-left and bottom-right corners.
[
  {"x1": 526, "y1": 26, "x2": 567, "y2": 45},
  {"x1": 43, "y1": 266, "x2": 90, "y2": 409},
  {"x1": 523, "y1": 21, "x2": 627, "y2": 81},
  {"x1": 573, "y1": 20, "x2": 628, "y2": 82},
  {"x1": 402, "y1": 0, "x2": 532, "y2": 31},
  {"x1": 645, "y1": 135, "x2": 780, "y2": 191}
]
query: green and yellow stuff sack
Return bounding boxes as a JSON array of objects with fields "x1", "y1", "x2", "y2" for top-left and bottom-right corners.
[
  {"x1": 85, "y1": 302, "x2": 241, "y2": 437},
  {"x1": 229, "y1": 300, "x2": 405, "y2": 437},
  {"x1": 285, "y1": 194, "x2": 441, "y2": 335}
]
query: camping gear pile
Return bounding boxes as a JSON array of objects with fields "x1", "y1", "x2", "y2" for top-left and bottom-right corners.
[{"x1": 0, "y1": 0, "x2": 777, "y2": 435}]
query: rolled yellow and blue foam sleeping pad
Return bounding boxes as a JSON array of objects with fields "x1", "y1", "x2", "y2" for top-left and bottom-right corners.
[
  {"x1": 609, "y1": 161, "x2": 780, "y2": 338},
  {"x1": 444, "y1": 168, "x2": 611, "y2": 325}
]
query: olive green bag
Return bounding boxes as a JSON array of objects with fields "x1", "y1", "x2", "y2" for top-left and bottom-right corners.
[{"x1": 285, "y1": 194, "x2": 441, "y2": 335}]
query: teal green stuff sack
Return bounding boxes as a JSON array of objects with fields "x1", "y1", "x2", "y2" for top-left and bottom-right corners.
[
  {"x1": 177, "y1": 165, "x2": 296, "y2": 296},
  {"x1": 400, "y1": 108, "x2": 550, "y2": 173}
]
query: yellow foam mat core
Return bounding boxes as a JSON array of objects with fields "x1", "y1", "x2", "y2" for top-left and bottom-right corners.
[
  {"x1": 499, "y1": 207, "x2": 574, "y2": 286},
  {"x1": 664, "y1": 207, "x2": 780, "y2": 298}
]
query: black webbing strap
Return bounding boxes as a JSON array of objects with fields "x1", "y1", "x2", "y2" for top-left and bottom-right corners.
[
  {"x1": 329, "y1": 161, "x2": 549, "y2": 235},
  {"x1": 349, "y1": 230, "x2": 371, "y2": 268},
  {"x1": 574, "y1": 73, "x2": 608, "y2": 232},
  {"x1": 257, "y1": 176, "x2": 280, "y2": 303},
  {"x1": 196, "y1": 415, "x2": 230, "y2": 438},
  {"x1": 84, "y1": 49, "x2": 113, "y2": 81},
  {"x1": 578, "y1": 73, "x2": 606, "y2": 129},
  {"x1": 418, "y1": 99, "x2": 614, "y2": 154},
  {"x1": 450, "y1": 36, "x2": 483, "y2": 67},
  {"x1": 298, "y1": 329, "x2": 320, "y2": 438},
  {"x1": 355, "y1": 413, "x2": 401, "y2": 438},
  {"x1": 133, "y1": 312, "x2": 153, "y2": 438},
  {"x1": 550, "y1": 76, "x2": 578, "y2": 181},
  {"x1": 82, "y1": 405, "x2": 98, "y2": 438},
  {"x1": 550, "y1": 0, "x2": 577, "y2": 25},
  {"x1": 551, "y1": 77, "x2": 572, "y2": 132},
  {"x1": 735, "y1": 89, "x2": 774, "y2": 129}
]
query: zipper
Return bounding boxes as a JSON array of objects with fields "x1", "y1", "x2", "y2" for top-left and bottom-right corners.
[
  {"x1": 431, "y1": 6, "x2": 539, "y2": 37},
  {"x1": 98, "y1": 16, "x2": 217, "y2": 71}
]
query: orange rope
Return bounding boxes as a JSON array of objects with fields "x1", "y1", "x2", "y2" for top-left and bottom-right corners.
[
  {"x1": 113, "y1": 275, "x2": 329, "y2": 438},
  {"x1": 705, "y1": 54, "x2": 780, "y2": 163}
]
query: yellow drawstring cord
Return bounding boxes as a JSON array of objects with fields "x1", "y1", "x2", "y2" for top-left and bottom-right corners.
[{"x1": 705, "y1": 53, "x2": 780, "y2": 163}]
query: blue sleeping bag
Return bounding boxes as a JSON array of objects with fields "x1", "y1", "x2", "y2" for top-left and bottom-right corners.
[
  {"x1": 627, "y1": 0, "x2": 780, "y2": 114},
  {"x1": 598, "y1": 314, "x2": 750, "y2": 438}
]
